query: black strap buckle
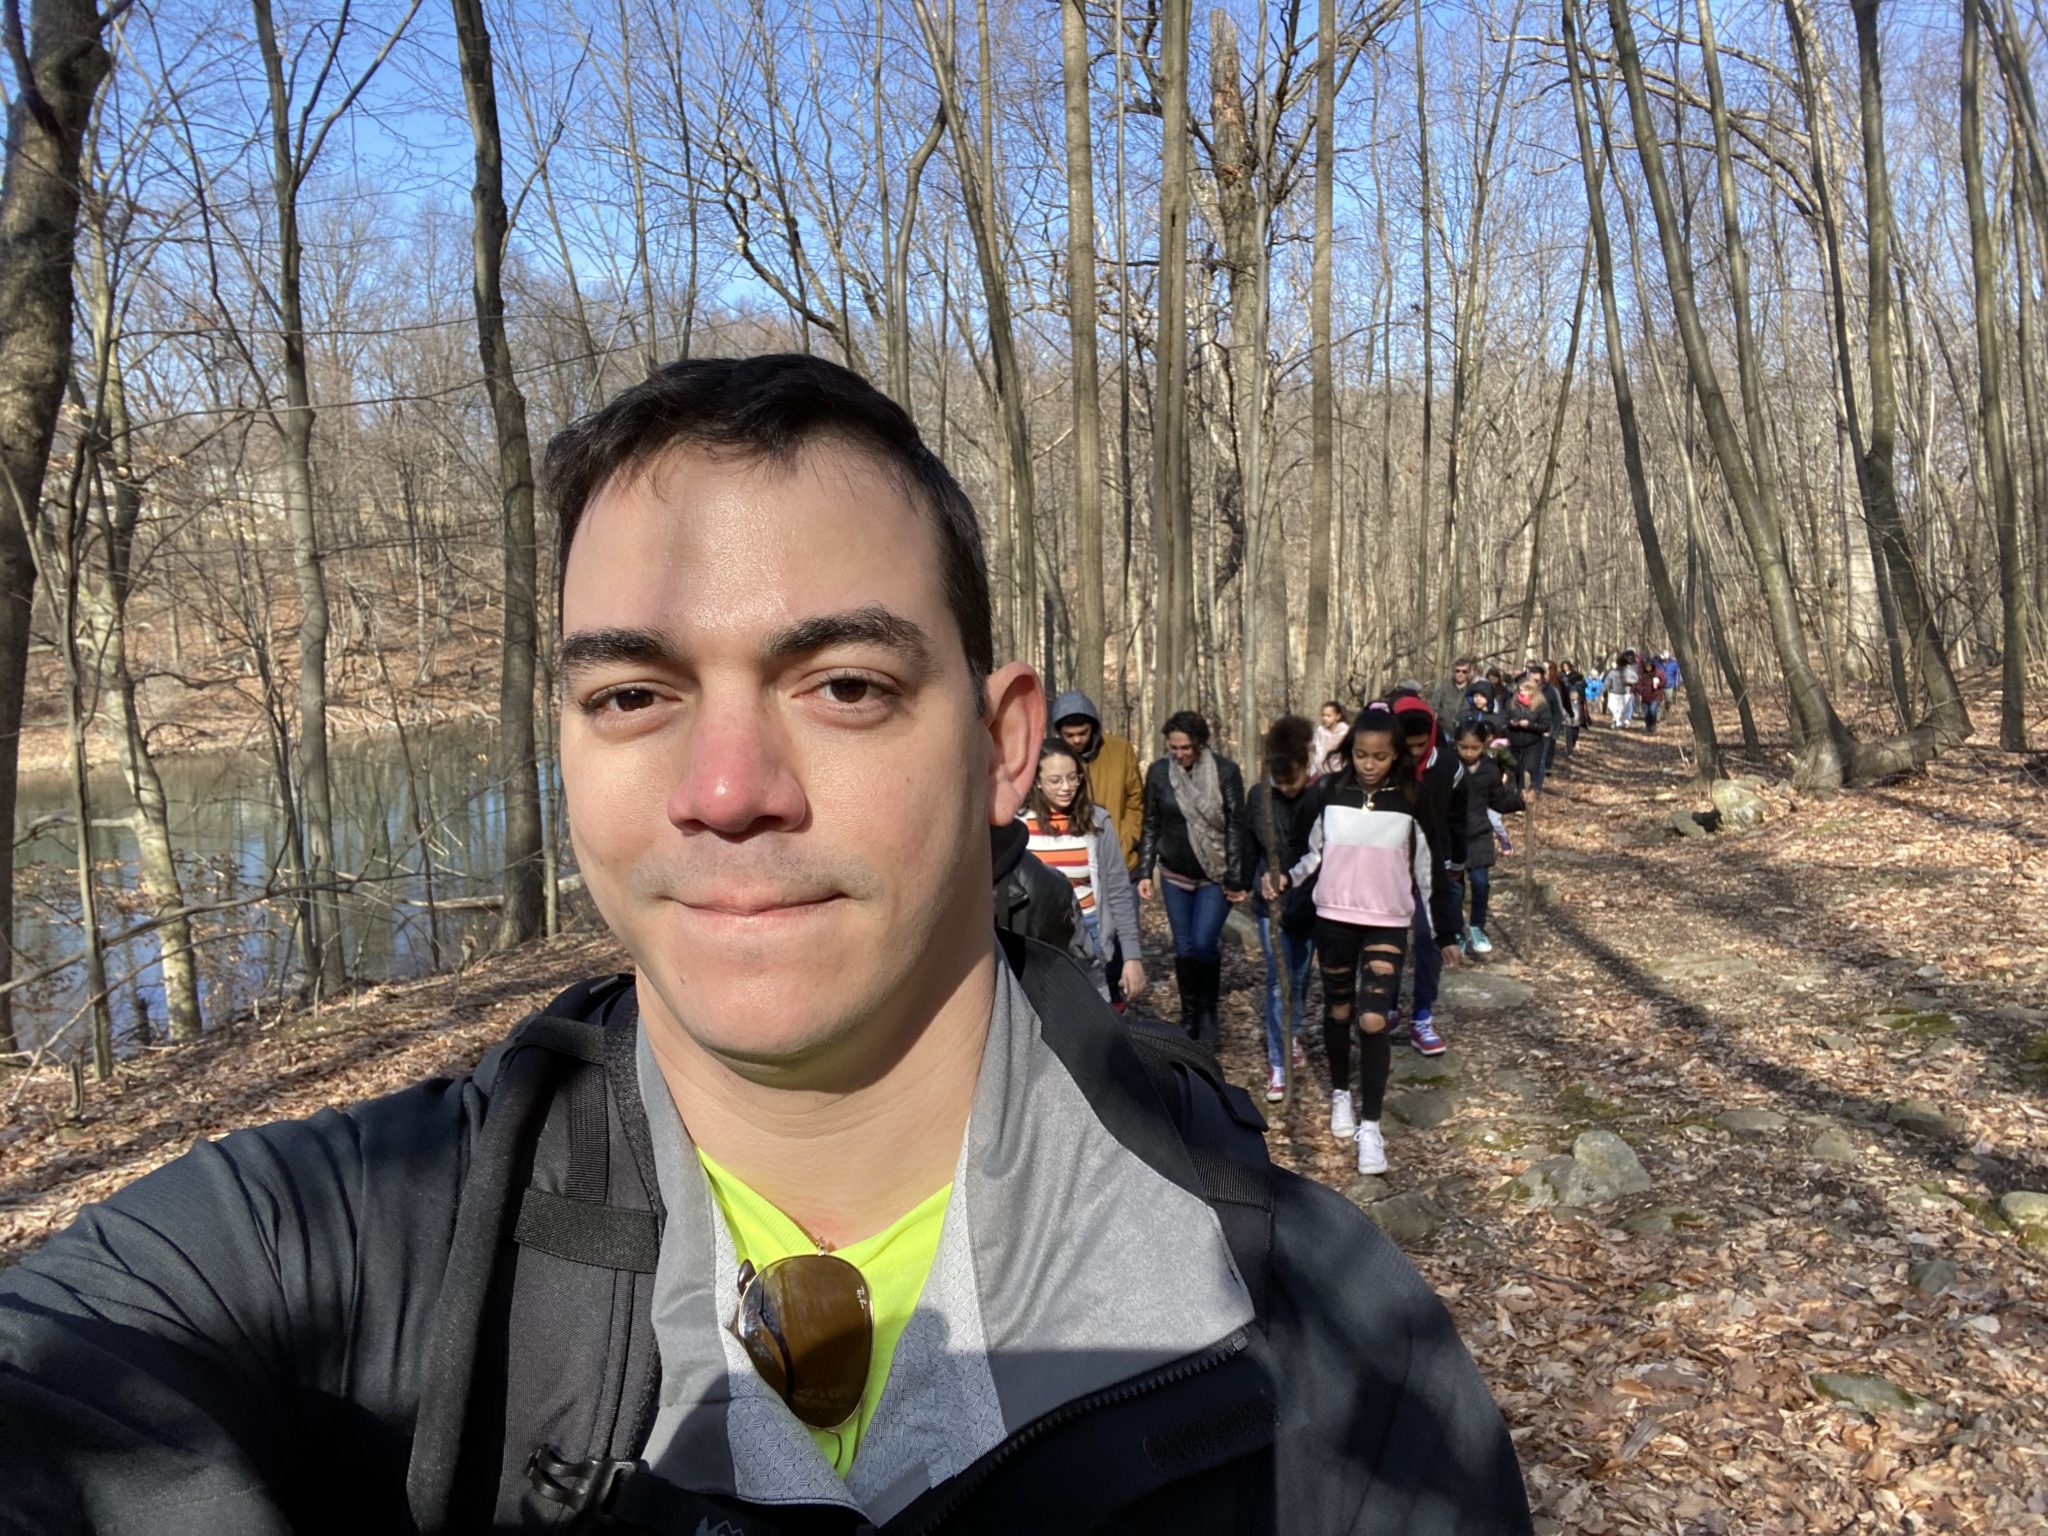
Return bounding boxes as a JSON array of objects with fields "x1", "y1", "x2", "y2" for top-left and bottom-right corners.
[{"x1": 528, "y1": 1446, "x2": 637, "y2": 1521}]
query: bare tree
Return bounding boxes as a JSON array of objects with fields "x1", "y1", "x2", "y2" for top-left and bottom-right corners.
[
  {"x1": 1153, "y1": 0, "x2": 1195, "y2": 727},
  {"x1": 1062, "y1": 0, "x2": 1105, "y2": 699},
  {"x1": 0, "y1": 0, "x2": 115, "y2": 1055},
  {"x1": 911, "y1": 0, "x2": 1037, "y2": 659},
  {"x1": 1961, "y1": 0, "x2": 2026, "y2": 748},
  {"x1": 250, "y1": 0, "x2": 422, "y2": 994},
  {"x1": 1303, "y1": 0, "x2": 1335, "y2": 707},
  {"x1": 450, "y1": 0, "x2": 544, "y2": 946},
  {"x1": 1604, "y1": 0, "x2": 1852, "y2": 786},
  {"x1": 1566, "y1": 0, "x2": 1719, "y2": 779}
]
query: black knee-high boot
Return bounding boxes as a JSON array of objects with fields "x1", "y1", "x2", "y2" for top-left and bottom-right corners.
[
  {"x1": 1173, "y1": 957, "x2": 1202, "y2": 1039},
  {"x1": 1191, "y1": 957, "x2": 1223, "y2": 1052}
]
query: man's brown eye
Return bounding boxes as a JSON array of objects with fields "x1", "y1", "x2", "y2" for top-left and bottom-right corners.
[{"x1": 825, "y1": 678, "x2": 873, "y2": 705}]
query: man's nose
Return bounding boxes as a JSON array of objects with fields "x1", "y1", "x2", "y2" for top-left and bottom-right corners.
[{"x1": 665, "y1": 695, "x2": 807, "y2": 837}]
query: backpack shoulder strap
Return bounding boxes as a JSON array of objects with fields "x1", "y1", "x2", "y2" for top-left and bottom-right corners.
[{"x1": 408, "y1": 975, "x2": 662, "y2": 1534}]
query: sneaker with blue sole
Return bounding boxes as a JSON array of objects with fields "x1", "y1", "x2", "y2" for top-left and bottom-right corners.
[{"x1": 1409, "y1": 1009, "x2": 1447, "y2": 1056}]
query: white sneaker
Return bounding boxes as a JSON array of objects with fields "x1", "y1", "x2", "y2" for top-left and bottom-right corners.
[
  {"x1": 1355, "y1": 1120, "x2": 1388, "y2": 1175},
  {"x1": 1330, "y1": 1089, "x2": 1356, "y2": 1139},
  {"x1": 1468, "y1": 927, "x2": 1493, "y2": 955}
]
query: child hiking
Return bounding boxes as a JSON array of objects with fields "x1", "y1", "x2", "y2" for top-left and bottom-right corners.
[
  {"x1": 1244, "y1": 716, "x2": 1319, "y2": 1102},
  {"x1": 1024, "y1": 740, "x2": 1148, "y2": 1003},
  {"x1": 1266, "y1": 702, "x2": 1459, "y2": 1177},
  {"x1": 1450, "y1": 715, "x2": 1526, "y2": 955}
]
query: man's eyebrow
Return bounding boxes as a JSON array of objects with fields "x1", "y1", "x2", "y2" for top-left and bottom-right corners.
[
  {"x1": 763, "y1": 605, "x2": 938, "y2": 675},
  {"x1": 559, "y1": 626, "x2": 680, "y2": 680}
]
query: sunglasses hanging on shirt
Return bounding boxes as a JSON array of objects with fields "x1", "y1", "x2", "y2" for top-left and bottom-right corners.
[{"x1": 731, "y1": 1254, "x2": 874, "y2": 1430}]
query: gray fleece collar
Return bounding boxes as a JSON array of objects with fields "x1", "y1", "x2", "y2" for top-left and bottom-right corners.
[{"x1": 634, "y1": 950, "x2": 1253, "y2": 1523}]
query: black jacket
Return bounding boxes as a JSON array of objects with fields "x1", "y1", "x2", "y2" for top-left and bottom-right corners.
[
  {"x1": 1411, "y1": 746, "x2": 1468, "y2": 944},
  {"x1": 1137, "y1": 752, "x2": 1250, "y2": 891},
  {"x1": 1241, "y1": 778, "x2": 1320, "y2": 921},
  {"x1": 0, "y1": 950, "x2": 1533, "y2": 1536},
  {"x1": 992, "y1": 816, "x2": 1079, "y2": 953},
  {"x1": 1457, "y1": 753, "x2": 1525, "y2": 871},
  {"x1": 1503, "y1": 692, "x2": 1552, "y2": 753}
]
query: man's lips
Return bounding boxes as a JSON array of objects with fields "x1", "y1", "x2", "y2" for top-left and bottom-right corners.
[{"x1": 673, "y1": 894, "x2": 842, "y2": 918}]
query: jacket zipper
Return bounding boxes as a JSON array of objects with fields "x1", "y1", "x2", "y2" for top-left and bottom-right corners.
[{"x1": 892, "y1": 1328, "x2": 1252, "y2": 1535}]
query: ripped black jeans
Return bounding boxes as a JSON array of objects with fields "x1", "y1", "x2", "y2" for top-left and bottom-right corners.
[{"x1": 1314, "y1": 917, "x2": 1410, "y2": 1122}]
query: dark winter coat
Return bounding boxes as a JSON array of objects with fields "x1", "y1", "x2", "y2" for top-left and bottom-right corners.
[
  {"x1": 1457, "y1": 752, "x2": 1525, "y2": 871},
  {"x1": 993, "y1": 817, "x2": 1080, "y2": 954},
  {"x1": 1137, "y1": 751, "x2": 1250, "y2": 891},
  {"x1": 0, "y1": 951, "x2": 1534, "y2": 1536},
  {"x1": 1241, "y1": 778, "x2": 1320, "y2": 922},
  {"x1": 1412, "y1": 742, "x2": 1470, "y2": 944},
  {"x1": 1503, "y1": 690, "x2": 1552, "y2": 753}
]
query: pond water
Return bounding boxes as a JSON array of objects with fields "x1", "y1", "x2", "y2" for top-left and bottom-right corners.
[{"x1": 11, "y1": 722, "x2": 565, "y2": 1062}]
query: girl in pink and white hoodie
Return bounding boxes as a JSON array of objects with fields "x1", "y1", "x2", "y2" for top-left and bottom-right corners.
[{"x1": 1266, "y1": 701, "x2": 1433, "y2": 1176}]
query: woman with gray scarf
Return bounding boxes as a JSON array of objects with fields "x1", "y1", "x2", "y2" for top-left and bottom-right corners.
[{"x1": 1136, "y1": 711, "x2": 1249, "y2": 1049}]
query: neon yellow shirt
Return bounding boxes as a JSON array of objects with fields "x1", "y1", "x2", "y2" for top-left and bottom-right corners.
[{"x1": 696, "y1": 1149, "x2": 951, "y2": 1475}]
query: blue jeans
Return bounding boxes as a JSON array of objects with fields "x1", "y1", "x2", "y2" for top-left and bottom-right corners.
[
  {"x1": 1410, "y1": 894, "x2": 1441, "y2": 1016},
  {"x1": 1446, "y1": 866, "x2": 1492, "y2": 935},
  {"x1": 1161, "y1": 878, "x2": 1229, "y2": 961},
  {"x1": 1460, "y1": 865, "x2": 1492, "y2": 931},
  {"x1": 1256, "y1": 914, "x2": 1314, "y2": 1071}
]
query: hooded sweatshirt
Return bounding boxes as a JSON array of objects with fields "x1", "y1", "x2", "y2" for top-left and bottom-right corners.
[
  {"x1": 1049, "y1": 691, "x2": 1145, "y2": 874},
  {"x1": 1388, "y1": 697, "x2": 1468, "y2": 943}
]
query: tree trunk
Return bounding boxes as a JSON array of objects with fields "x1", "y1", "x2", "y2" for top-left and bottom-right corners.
[
  {"x1": 1520, "y1": 238, "x2": 1593, "y2": 660},
  {"x1": 1153, "y1": 0, "x2": 1195, "y2": 728},
  {"x1": 912, "y1": 0, "x2": 1037, "y2": 662},
  {"x1": 1568, "y1": 0, "x2": 1719, "y2": 779},
  {"x1": 0, "y1": 0, "x2": 110, "y2": 1056},
  {"x1": 1962, "y1": 0, "x2": 2027, "y2": 749},
  {"x1": 1605, "y1": 0, "x2": 1847, "y2": 786},
  {"x1": 451, "y1": 0, "x2": 545, "y2": 947},
  {"x1": 80, "y1": 261, "x2": 202, "y2": 1041},
  {"x1": 1786, "y1": 0, "x2": 1970, "y2": 744},
  {"x1": 1304, "y1": 0, "x2": 1336, "y2": 707},
  {"x1": 1208, "y1": 9, "x2": 1278, "y2": 749},
  {"x1": 1410, "y1": 1, "x2": 1435, "y2": 648},
  {"x1": 1061, "y1": 0, "x2": 1105, "y2": 699},
  {"x1": 253, "y1": 0, "x2": 345, "y2": 995}
]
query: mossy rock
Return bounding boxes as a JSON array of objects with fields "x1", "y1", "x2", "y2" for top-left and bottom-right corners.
[
  {"x1": 1558, "y1": 1082, "x2": 1626, "y2": 1121},
  {"x1": 1872, "y1": 1010, "x2": 1960, "y2": 1038},
  {"x1": 1449, "y1": 1121, "x2": 1540, "y2": 1152},
  {"x1": 2021, "y1": 1033, "x2": 2048, "y2": 1090},
  {"x1": 1956, "y1": 1194, "x2": 2011, "y2": 1233},
  {"x1": 1812, "y1": 1372, "x2": 1939, "y2": 1418}
]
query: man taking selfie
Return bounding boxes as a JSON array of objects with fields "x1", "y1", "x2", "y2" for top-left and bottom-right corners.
[{"x1": 0, "y1": 355, "x2": 1531, "y2": 1534}]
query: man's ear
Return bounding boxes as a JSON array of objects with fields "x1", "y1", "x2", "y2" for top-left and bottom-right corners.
[{"x1": 983, "y1": 661, "x2": 1047, "y2": 826}]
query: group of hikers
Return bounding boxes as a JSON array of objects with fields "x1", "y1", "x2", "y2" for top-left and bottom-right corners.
[{"x1": 1019, "y1": 649, "x2": 1682, "y2": 1181}]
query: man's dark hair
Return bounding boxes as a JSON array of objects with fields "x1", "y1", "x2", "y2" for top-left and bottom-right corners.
[
  {"x1": 1161, "y1": 710, "x2": 1211, "y2": 747},
  {"x1": 543, "y1": 354, "x2": 993, "y2": 689}
]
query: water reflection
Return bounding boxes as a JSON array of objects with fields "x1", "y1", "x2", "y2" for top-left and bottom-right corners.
[{"x1": 12, "y1": 722, "x2": 564, "y2": 1061}]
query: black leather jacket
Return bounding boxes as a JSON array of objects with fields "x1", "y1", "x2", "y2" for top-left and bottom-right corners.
[{"x1": 1137, "y1": 752, "x2": 1249, "y2": 892}]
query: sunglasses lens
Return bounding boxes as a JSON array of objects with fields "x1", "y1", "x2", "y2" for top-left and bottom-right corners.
[{"x1": 735, "y1": 1254, "x2": 872, "y2": 1430}]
